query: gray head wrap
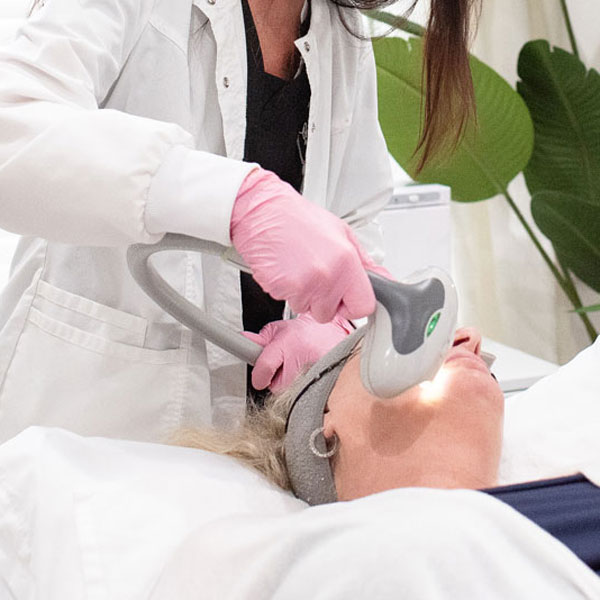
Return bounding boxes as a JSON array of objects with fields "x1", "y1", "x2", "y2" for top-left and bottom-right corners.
[{"x1": 284, "y1": 327, "x2": 366, "y2": 506}]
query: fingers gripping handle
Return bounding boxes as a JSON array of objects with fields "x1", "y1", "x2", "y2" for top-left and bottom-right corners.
[{"x1": 127, "y1": 234, "x2": 262, "y2": 365}]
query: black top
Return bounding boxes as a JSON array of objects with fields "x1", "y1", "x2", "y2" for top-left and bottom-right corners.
[
  {"x1": 240, "y1": 0, "x2": 311, "y2": 400},
  {"x1": 242, "y1": 0, "x2": 311, "y2": 193}
]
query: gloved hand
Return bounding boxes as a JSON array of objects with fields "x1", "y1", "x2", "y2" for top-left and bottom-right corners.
[
  {"x1": 231, "y1": 168, "x2": 380, "y2": 323},
  {"x1": 243, "y1": 313, "x2": 353, "y2": 392}
]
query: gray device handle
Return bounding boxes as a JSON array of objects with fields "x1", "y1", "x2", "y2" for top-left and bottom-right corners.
[{"x1": 127, "y1": 233, "x2": 262, "y2": 365}]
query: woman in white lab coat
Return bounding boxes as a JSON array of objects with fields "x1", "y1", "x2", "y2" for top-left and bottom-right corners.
[{"x1": 0, "y1": 0, "x2": 476, "y2": 443}]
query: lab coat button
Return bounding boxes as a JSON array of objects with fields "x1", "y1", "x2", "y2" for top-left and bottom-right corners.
[
  {"x1": 223, "y1": 77, "x2": 230, "y2": 88},
  {"x1": 207, "y1": 0, "x2": 216, "y2": 4},
  {"x1": 304, "y1": 41, "x2": 311, "y2": 52},
  {"x1": 311, "y1": 123, "x2": 316, "y2": 133}
]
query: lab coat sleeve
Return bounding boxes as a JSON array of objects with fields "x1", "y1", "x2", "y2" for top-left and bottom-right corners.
[
  {"x1": 0, "y1": 0, "x2": 242, "y2": 247},
  {"x1": 336, "y1": 42, "x2": 393, "y2": 266},
  {"x1": 144, "y1": 145, "x2": 257, "y2": 246}
]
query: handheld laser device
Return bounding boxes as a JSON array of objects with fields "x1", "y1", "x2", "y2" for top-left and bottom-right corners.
[{"x1": 127, "y1": 234, "x2": 458, "y2": 397}]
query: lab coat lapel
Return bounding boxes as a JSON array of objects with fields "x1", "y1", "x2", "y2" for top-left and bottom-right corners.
[
  {"x1": 298, "y1": 0, "x2": 332, "y2": 208},
  {"x1": 194, "y1": 0, "x2": 248, "y2": 160}
]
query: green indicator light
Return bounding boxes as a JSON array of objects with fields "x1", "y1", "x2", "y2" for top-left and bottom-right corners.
[{"x1": 426, "y1": 312, "x2": 441, "y2": 337}]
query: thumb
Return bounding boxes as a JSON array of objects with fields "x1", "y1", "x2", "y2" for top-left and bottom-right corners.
[
  {"x1": 346, "y1": 227, "x2": 395, "y2": 281},
  {"x1": 252, "y1": 341, "x2": 285, "y2": 390},
  {"x1": 241, "y1": 330, "x2": 267, "y2": 347},
  {"x1": 242, "y1": 320, "x2": 282, "y2": 347},
  {"x1": 366, "y1": 262, "x2": 395, "y2": 281}
]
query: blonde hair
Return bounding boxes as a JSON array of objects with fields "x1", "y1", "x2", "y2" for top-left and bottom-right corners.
[
  {"x1": 173, "y1": 345, "x2": 359, "y2": 491},
  {"x1": 172, "y1": 383, "x2": 302, "y2": 491}
]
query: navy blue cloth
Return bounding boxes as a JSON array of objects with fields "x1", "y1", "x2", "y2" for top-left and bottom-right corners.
[{"x1": 484, "y1": 474, "x2": 600, "y2": 576}]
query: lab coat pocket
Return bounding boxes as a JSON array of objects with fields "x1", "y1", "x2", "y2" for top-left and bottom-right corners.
[{"x1": 0, "y1": 280, "x2": 189, "y2": 444}]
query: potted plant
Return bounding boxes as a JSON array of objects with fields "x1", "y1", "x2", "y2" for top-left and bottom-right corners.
[{"x1": 368, "y1": 5, "x2": 600, "y2": 343}]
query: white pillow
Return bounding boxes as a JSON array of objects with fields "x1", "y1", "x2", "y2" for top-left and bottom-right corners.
[
  {"x1": 499, "y1": 336, "x2": 600, "y2": 484},
  {"x1": 0, "y1": 427, "x2": 303, "y2": 599}
]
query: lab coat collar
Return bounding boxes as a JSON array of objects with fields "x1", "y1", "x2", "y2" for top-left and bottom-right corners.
[
  {"x1": 192, "y1": 0, "x2": 249, "y2": 160},
  {"x1": 294, "y1": 0, "x2": 332, "y2": 206}
]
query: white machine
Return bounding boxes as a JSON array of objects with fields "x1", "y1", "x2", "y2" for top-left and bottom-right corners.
[{"x1": 379, "y1": 183, "x2": 452, "y2": 279}]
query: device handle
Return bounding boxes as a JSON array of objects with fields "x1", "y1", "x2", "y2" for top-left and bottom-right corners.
[{"x1": 127, "y1": 233, "x2": 262, "y2": 365}]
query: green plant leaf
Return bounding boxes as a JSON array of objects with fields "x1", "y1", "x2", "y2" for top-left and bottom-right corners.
[
  {"x1": 365, "y1": 10, "x2": 425, "y2": 37},
  {"x1": 373, "y1": 36, "x2": 534, "y2": 202},
  {"x1": 574, "y1": 304, "x2": 600, "y2": 314},
  {"x1": 517, "y1": 40, "x2": 600, "y2": 204},
  {"x1": 531, "y1": 191, "x2": 600, "y2": 293}
]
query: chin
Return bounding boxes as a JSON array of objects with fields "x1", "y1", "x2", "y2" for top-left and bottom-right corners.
[{"x1": 443, "y1": 371, "x2": 504, "y2": 413}]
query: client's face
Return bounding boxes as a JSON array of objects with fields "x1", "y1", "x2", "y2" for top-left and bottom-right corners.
[{"x1": 322, "y1": 327, "x2": 504, "y2": 501}]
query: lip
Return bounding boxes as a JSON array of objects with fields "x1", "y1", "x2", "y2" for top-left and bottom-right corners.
[{"x1": 443, "y1": 349, "x2": 491, "y2": 374}]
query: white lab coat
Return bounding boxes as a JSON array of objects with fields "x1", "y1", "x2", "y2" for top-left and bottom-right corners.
[{"x1": 0, "y1": 0, "x2": 392, "y2": 443}]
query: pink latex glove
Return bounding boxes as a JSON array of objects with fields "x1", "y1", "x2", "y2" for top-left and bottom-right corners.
[
  {"x1": 231, "y1": 168, "x2": 380, "y2": 323},
  {"x1": 243, "y1": 313, "x2": 353, "y2": 392},
  {"x1": 364, "y1": 262, "x2": 394, "y2": 281}
]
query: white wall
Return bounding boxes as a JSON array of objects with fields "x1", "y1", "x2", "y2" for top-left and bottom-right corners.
[{"x1": 456, "y1": 0, "x2": 600, "y2": 364}]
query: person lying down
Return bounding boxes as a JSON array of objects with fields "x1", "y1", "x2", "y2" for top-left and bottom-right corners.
[
  {"x1": 2, "y1": 326, "x2": 600, "y2": 598},
  {"x1": 176, "y1": 326, "x2": 600, "y2": 577}
]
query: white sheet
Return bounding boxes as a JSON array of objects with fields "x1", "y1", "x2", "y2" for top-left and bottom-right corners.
[
  {"x1": 499, "y1": 334, "x2": 600, "y2": 484},
  {"x1": 0, "y1": 428, "x2": 303, "y2": 599},
  {"x1": 151, "y1": 488, "x2": 600, "y2": 600},
  {"x1": 1, "y1": 337, "x2": 600, "y2": 599}
]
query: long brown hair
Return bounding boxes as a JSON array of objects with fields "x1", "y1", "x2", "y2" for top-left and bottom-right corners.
[
  {"x1": 418, "y1": 0, "x2": 478, "y2": 170},
  {"x1": 333, "y1": 0, "x2": 479, "y2": 171}
]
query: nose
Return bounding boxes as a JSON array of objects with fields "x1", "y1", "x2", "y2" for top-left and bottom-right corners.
[{"x1": 452, "y1": 327, "x2": 482, "y2": 355}]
